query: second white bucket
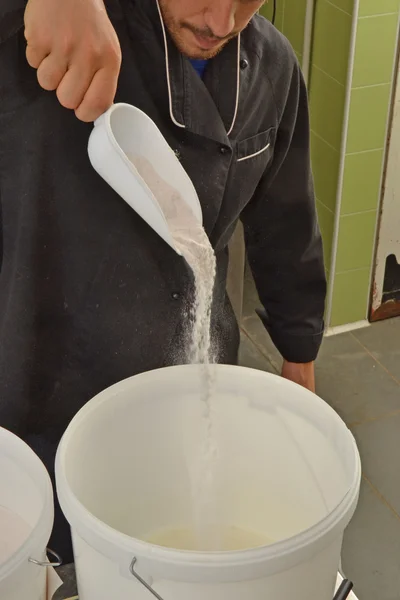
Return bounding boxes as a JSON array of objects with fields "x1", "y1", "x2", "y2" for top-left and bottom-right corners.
[
  {"x1": 0, "y1": 428, "x2": 56, "y2": 600},
  {"x1": 56, "y1": 365, "x2": 361, "y2": 600}
]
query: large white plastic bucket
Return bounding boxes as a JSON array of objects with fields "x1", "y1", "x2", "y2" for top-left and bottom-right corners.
[
  {"x1": 0, "y1": 428, "x2": 55, "y2": 600},
  {"x1": 56, "y1": 365, "x2": 361, "y2": 600}
]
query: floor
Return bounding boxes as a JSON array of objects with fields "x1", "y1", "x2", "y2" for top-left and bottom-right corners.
[
  {"x1": 241, "y1": 269, "x2": 400, "y2": 600},
  {"x1": 55, "y1": 272, "x2": 400, "y2": 600}
]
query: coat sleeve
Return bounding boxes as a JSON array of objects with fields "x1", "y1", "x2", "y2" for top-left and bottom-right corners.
[{"x1": 240, "y1": 60, "x2": 326, "y2": 364}]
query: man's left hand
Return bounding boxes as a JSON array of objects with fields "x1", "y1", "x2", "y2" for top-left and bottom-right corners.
[{"x1": 281, "y1": 360, "x2": 315, "y2": 393}]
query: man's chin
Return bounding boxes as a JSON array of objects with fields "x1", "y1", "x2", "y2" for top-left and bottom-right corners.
[
  {"x1": 173, "y1": 33, "x2": 226, "y2": 60},
  {"x1": 185, "y1": 47, "x2": 223, "y2": 60}
]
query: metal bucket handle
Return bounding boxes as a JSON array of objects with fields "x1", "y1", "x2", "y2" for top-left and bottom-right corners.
[
  {"x1": 130, "y1": 558, "x2": 354, "y2": 600},
  {"x1": 130, "y1": 558, "x2": 164, "y2": 600},
  {"x1": 29, "y1": 548, "x2": 63, "y2": 568}
]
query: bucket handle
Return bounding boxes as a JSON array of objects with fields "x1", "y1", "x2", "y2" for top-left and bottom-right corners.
[
  {"x1": 130, "y1": 558, "x2": 165, "y2": 600},
  {"x1": 29, "y1": 548, "x2": 63, "y2": 568},
  {"x1": 130, "y1": 558, "x2": 354, "y2": 600}
]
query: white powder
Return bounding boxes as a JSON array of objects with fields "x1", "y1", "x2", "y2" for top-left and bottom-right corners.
[
  {"x1": 131, "y1": 156, "x2": 216, "y2": 367},
  {"x1": 131, "y1": 156, "x2": 220, "y2": 549}
]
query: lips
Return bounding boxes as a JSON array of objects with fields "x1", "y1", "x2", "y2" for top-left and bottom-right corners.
[{"x1": 191, "y1": 31, "x2": 221, "y2": 51}]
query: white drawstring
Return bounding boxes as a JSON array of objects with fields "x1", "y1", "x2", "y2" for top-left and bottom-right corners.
[
  {"x1": 155, "y1": 0, "x2": 186, "y2": 129},
  {"x1": 226, "y1": 33, "x2": 241, "y2": 137},
  {"x1": 155, "y1": 0, "x2": 241, "y2": 137}
]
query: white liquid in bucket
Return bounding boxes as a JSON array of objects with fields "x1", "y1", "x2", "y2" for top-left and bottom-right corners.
[
  {"x1": 0, "y1": 505, "x2": 32, "y2": 563},
  {"x1": 145, "y1": 525, "x2": 273, "y2": 551}
]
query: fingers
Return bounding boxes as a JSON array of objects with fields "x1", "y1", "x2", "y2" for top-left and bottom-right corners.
[
  {"x1": 56, "y1": 66, "x2": 95, "y2": 110},
  {"x1": 26, "y1": 42, "x2": 48, "y2": 69},
  {"x1": 75, "y1": 64, "x2": 119, "y2": 122},
  {"x1": 36, "y1": 54, "x2": 68, "y2": 91},
  {"x1": 23, "y1": 0, "x2": 122, "y2": 123},
  {"x1": 32, "y1": 56, "x2": 118, "y2": 121}
]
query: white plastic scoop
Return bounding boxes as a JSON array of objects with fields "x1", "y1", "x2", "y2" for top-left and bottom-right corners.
[{"x1": 88, "y1": 103, "x2": 203, "y2": 255}]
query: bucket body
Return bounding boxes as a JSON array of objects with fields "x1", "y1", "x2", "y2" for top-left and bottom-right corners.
[
  {"x1": 0, "y1": 428, "x2": 54, "y2": 600},
  {"x1": 56, "y1": 365, "x2": 361, "y2": 600}
]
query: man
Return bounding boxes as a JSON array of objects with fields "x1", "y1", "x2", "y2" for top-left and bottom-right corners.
[{"x1": 0, "y1": 0, "x2": 326, "y2": 560}]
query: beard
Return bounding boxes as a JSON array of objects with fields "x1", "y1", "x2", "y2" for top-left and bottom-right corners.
[{"x1": 158, "y1": 0, "x2": 237, "y2": 59}]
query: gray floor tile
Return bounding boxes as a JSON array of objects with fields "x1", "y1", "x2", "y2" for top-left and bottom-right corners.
[
  {"x1": 241, "y1": 315, "x2": 282, "y2": 373},
  {"x1": 242, "y1": 264, "x2": 262, "y2": 319},
  {"x1": 352, "y1": 412, "x2": 400, "y2": 517},
  {"x1": 315, "y1": 333, "x2": 400, "y2": 425},
  {"x1": 342, "y1": 479, "x2": 400, "y2": 600},
  {"x1": 352, "y1": 319, "x2": 400, "y2": 382},
  {"x1": 239, "y1": 332, "x2": 276, "y2": 373},
  {"x1": 54, "y1": 564, "x2": 77, "y2": 599},
  {"x1": 241, "y1": 265, "x2": 282, "y2": 372}
]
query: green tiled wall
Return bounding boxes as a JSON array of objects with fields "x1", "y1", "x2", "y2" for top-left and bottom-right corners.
[
  {"x1": 259, "y1": 0, "x2": 308, "y2": 61},
  {"x1": 309, "y1": 0, "x2": 353, "y2": 283},
  {"x1": 330, "y1": 269, "x2": 371, "y2": 325},
  {"x1": 330, "y1": 4, "x2": 400, "y2": 327},
  {"x1": 341, "y1": 149, "x2": 384, "y2": 214},
  {"x1": 308, "y1": 0, "x2": 400, "y2": 327},
  {"x1": 260, "y1": 1, "x2": 400, "y2": 328}
]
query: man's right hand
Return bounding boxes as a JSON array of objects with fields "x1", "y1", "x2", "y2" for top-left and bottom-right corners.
[{"x1": 24, "y1": 0, "x2": 122, "y2": 122}]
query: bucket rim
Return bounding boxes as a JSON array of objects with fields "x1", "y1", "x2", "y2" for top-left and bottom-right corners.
[
  {"x1": 0, "y1": 428, "x2": 54, "y2": 581},
  {"x1": 56, "y1": 365, "x2": 362, "y2": 569}
]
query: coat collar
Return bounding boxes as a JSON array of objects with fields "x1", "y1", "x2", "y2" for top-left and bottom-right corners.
[{"x1": 153, "y1": 0, "x2": 242, "y2": 144}]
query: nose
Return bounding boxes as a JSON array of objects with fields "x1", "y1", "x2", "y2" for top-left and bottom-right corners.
[{"x1": 205, "y1": 0, "x2": 236, "y2": 38}]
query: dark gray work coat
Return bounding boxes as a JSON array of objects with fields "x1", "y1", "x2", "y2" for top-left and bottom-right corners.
[{"x1": 0, "y1": 0, "x2": 326, "y2": 556}]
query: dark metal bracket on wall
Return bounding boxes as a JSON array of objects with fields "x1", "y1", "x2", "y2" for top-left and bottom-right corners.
[{"x1": 371, "y1": 254, "x2": 400, "y2": 321}]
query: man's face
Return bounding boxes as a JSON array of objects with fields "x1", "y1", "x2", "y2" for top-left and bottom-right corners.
[{"x1": 159, "y1": 0, "x2": 266, "y2": 59}]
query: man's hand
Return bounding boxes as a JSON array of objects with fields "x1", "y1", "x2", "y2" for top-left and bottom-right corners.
[
  {"x1": 24, "y1": 0, "x2": 122, "y2": 122},
  {"x1": 281, "y1": 360, "x2": 315, "y2": 393}
]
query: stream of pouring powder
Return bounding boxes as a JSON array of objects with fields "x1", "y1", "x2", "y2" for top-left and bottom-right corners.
[{"x1": 131, "y1": 155, "x2": 220, "y2": 549}]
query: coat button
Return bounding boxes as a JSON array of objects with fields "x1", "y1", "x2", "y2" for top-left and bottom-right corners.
[
  {"x1": 240, "y1": 58, "x2": 249, "y2": 70},
  {"x1": 219, "y1": 145, "x2": 229, "y2": 154},
  {"x1": 171, "y1": 292, "x2": 181, "y2": 300}
]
